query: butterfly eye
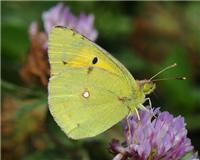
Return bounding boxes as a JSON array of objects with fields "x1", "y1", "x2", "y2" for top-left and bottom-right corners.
[{"x1": 92, "y1": 57, "x2": 98, "y2": 64}]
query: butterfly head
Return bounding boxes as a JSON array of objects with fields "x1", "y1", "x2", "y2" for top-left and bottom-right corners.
[
  {"x1": 136, "y1": 63, "x2": 186, "y2": 96},
  {"x1": 136, "y1": 64, "x2": 174, "y2": 95},
  {"x1": 137, "y1": 80, "x2": 156, "y2": 95}
]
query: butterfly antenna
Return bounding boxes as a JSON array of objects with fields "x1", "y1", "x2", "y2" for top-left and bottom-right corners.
[
  {"x1": 152, "y1": 77, "x2": 186, "y2": 82},
  {"x1": 150, "y1": 63, "x2": 177, "y2": 80}
]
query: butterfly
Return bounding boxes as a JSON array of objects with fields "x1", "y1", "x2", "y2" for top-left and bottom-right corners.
[{"x1": 48, "y1": 26, "x2": 176, "y2": 139}]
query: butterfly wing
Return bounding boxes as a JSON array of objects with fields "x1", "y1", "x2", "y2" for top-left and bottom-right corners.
[
  {"x1": 48, "y1": 27, "x2": 136, "y2": 139},
  {"x1": 48, "y1": 27, "x2": 136, "y2": 87},
  {"x1": 49, "y1": 67, "x2": 130, "y2": 139}
]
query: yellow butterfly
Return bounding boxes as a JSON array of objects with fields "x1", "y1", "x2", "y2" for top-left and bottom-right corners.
[{"x1": 48, "y1": 26, "x2": 175, "y2": 139}]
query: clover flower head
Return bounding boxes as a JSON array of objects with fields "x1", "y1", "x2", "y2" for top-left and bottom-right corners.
[{"x1": 110, "y1": 107, "x2": 198, "y2": 160}]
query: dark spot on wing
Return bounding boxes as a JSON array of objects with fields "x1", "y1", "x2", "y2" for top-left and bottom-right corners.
[
  {"x1": 87, "y1": 66, "x2": 94, "y2": 74},
  {"x1": 72, "y1": 32, "x2": 76, "y2": 36},
  {"x1": 118, "y1": 96, "x2": 128, "y2": 104},
  {"x1": 92, "y1": 57, "x2": 98, "y2": 64},
  {"x1": 55, "y1": 26, "x2": 66, "y2": 29},
  {"x1": 62, "y1": 60, "x2": 68, "y2": 65}
]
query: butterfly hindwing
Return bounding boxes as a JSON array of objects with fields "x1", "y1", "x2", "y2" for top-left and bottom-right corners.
[{"x1": 49, "y1": 67, "x2": 129, "y2": 139}]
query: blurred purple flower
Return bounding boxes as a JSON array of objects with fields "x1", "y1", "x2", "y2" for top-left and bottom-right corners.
[
  {"x1": 42, "y1": 3, "x2": 98, "y2": 41},
  {"x1": 110, "y1": 108, "x2": 198, "y2": 160},
  {"x1": 28, "y1": 21, "x2": 38, "y2": 36},
  {"x1": 22, "y1": 3, "x2": 98, "y2": 86}
]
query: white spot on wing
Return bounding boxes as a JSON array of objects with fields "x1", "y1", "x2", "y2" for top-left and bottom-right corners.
[{"x1": 82, "y1": 90, "x2": 90, "y2": 98}]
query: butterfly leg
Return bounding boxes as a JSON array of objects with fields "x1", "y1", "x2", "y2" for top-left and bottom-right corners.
[
  {"x1": 144, "y1": 97, "x2": 152, "y2": 109},
  {"x1": 127, "y1": 105, "x2": 140, "y2": 120},
  {"x1": 134, "y1": 108, "x2": 140, "y2": 120},
  {"x1": 139, "y1": 104, "x2": 150, "y2": 112},
  {"x1": 125, "y1": 116, "x2": 131, "y2": 144},
  {"x1": 125, "y1": 106, "x2": 135, "y2": 143},
  {"x1": 144, "y1": 97, "x2": 157, "y2": 118}
]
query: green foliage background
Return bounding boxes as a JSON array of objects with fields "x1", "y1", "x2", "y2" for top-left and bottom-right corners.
[{"x1": 2, "y1": 2, "x2": 200, "y2": 160}]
